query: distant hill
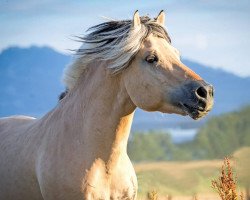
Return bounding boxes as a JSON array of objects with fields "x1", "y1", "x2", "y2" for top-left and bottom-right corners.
[
  {"x1": 128, "y1": 105, "x2": 250, "y2": 161},
  {"x1": 0, "y1": 46, "x2": 70, "y2": 117},
  {"x1": 0, "y1": 46, "x2": 250, "y2": 130},
  {"x1": 189, "y1": 105, "x2": 250, "y2": 159}
]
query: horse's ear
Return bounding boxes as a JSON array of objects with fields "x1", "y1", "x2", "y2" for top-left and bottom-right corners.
[
  {"x1": 58, "y1": 89, "x2": 68, "y2": 101},
  {"x1": 156, "y1": 10, "x2": 165, "y2": 26},
  {"x1": 132, "y1": 10, "x2": 141, "y2": 28}
]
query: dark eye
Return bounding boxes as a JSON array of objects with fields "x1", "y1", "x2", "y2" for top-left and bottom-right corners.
[{"x1": 145, "y1": 55, "x2": 158, "y2": 64}]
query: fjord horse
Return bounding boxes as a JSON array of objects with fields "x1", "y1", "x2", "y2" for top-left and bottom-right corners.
[{"x1": 0, "y1": 11, "x2": 213, "y2": 200}]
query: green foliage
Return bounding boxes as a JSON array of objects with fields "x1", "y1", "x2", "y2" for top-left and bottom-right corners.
[
  {"x1": 128, "y1": 105, "x2": 250, "y2": 162},
  {"x1": 128, "y1": 132, "x2": 176, "y2": 161},
  {"x1": 192, "y1": 105, "x2": 250, "y2": 159},
  {"x1": 128, "y1": 131, "x2": 193, "y2": 161}
]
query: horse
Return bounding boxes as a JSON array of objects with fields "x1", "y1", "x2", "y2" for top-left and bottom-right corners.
[{"x1": 0, "y1": 11, "x2": 214, "y2": 200}]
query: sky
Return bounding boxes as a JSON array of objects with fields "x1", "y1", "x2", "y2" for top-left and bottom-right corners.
[{"x1": 1, "y1": 0, "x2": 250, "y2": 77}]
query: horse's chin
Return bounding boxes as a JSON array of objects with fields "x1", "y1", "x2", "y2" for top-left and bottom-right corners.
[
  {"x1": 156, "y1": 104, "x2": 210, "y2": 120},
  {"x1": 179, "y1": 103, "x2": 211, "y2": 120}
]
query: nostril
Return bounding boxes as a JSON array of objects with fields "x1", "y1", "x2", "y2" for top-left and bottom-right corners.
[{"x1": 196, "y1": 86, "x2": 207, "y2": 99}]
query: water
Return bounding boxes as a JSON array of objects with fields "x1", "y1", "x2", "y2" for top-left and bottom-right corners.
[{"x1": 165, "y1": 128, "x2": 198, "y2": 143}]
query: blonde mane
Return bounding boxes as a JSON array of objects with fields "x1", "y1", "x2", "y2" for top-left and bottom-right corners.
[{"x1": 63, "y1": 16, "x2": 171, "y2": 89}]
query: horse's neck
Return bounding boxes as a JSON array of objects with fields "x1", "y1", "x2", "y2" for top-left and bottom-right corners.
[{"x1": 58, "y1": 64, "x2": 136, "y2": 163}]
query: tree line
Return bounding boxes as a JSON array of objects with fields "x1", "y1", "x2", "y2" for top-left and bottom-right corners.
[{"x1": 128, "y1": 105, "x2": 250, "y2": 161}]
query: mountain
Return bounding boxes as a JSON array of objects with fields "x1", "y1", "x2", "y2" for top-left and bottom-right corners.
[
  {"x1": 0, "y1": 46, "x2": 70, "y2": 117},
  {"x1": 0, "y1": 46, "x2": 250, "y2": 130}
]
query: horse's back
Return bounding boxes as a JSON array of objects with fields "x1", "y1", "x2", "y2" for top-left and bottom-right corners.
[
  {"x1": 0, "y1": 115, "x2": 36, "y2": 148},
  {"x1": 0, "y1": 115, "x2": 36, "y2": 146},
  {"x1": 0, "y1": 115, "x2": 35, "y2": 131},
  {"x1": 0, "y1": 115, "x2": 44, "y2": 200},
  {"x1": 0, "y1": 115, "x2": 36, "y2": 126}
]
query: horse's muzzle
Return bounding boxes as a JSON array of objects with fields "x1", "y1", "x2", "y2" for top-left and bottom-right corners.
[{"x1": 174, "y1": 81, "x2": 214, "y2": 120}]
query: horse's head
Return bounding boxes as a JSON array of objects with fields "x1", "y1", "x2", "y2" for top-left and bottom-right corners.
[
  {"x1": 63, "y1": 11, "x2": 214, "y2": 120},
  {"x1": 123, "y1": 11, "x2": 214, "y2": 120}
]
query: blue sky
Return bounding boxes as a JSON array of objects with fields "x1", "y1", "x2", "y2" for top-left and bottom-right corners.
[{"x1": 1, "y1": 0, "x2": 250, "y2": 77}]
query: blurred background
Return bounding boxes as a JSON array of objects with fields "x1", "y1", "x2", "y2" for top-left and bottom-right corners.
[{"x1": 1, "y1": 0, "x2": 250, "y2": 199}]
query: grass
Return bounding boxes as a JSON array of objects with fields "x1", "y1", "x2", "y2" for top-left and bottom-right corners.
[
  {"x1": 135, "y1": 158, "x2": 248, "y2": 200},
  {"x1": 136, "y1": 157, "x2": 246, "y2": 200},
  {"x1": 134, "y1": 160, "x2": 222, "y2": 199}
]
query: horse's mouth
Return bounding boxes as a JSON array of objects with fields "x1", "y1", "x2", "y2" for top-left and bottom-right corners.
[{"x1": 179, "y1": 102, "x2": 211, "y2": 120}]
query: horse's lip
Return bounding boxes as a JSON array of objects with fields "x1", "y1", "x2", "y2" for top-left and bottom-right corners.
[{"x1": 179, "y1": 102, "x2": 210, "y2": 120}]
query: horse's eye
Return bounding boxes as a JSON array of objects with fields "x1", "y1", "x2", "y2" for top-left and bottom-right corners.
[{"x1": 145, "y1": 55, "x2": 158, "y2": 64}]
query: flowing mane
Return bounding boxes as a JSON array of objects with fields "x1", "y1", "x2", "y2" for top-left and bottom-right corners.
[{"x1": 63, "y1": 16, "x2": 171, "y2": 89}]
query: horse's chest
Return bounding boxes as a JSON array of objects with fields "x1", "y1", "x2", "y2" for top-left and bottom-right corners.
[{"x1": 82, "y1": 158, "x2": 137, "y2": 200}]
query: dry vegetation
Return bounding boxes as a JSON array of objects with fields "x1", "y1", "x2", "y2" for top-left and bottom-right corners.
[{"x1": 211, "y1": 157, "x2": 244, "y2": 200}]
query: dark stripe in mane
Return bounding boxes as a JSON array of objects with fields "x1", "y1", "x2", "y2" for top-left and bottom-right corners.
[
  {"x1": 62, "y1": 15, "x2": 172, "y2": 91},
  {"x1": 76, "y1": 16, "x2": 171, "y2": 55}
]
